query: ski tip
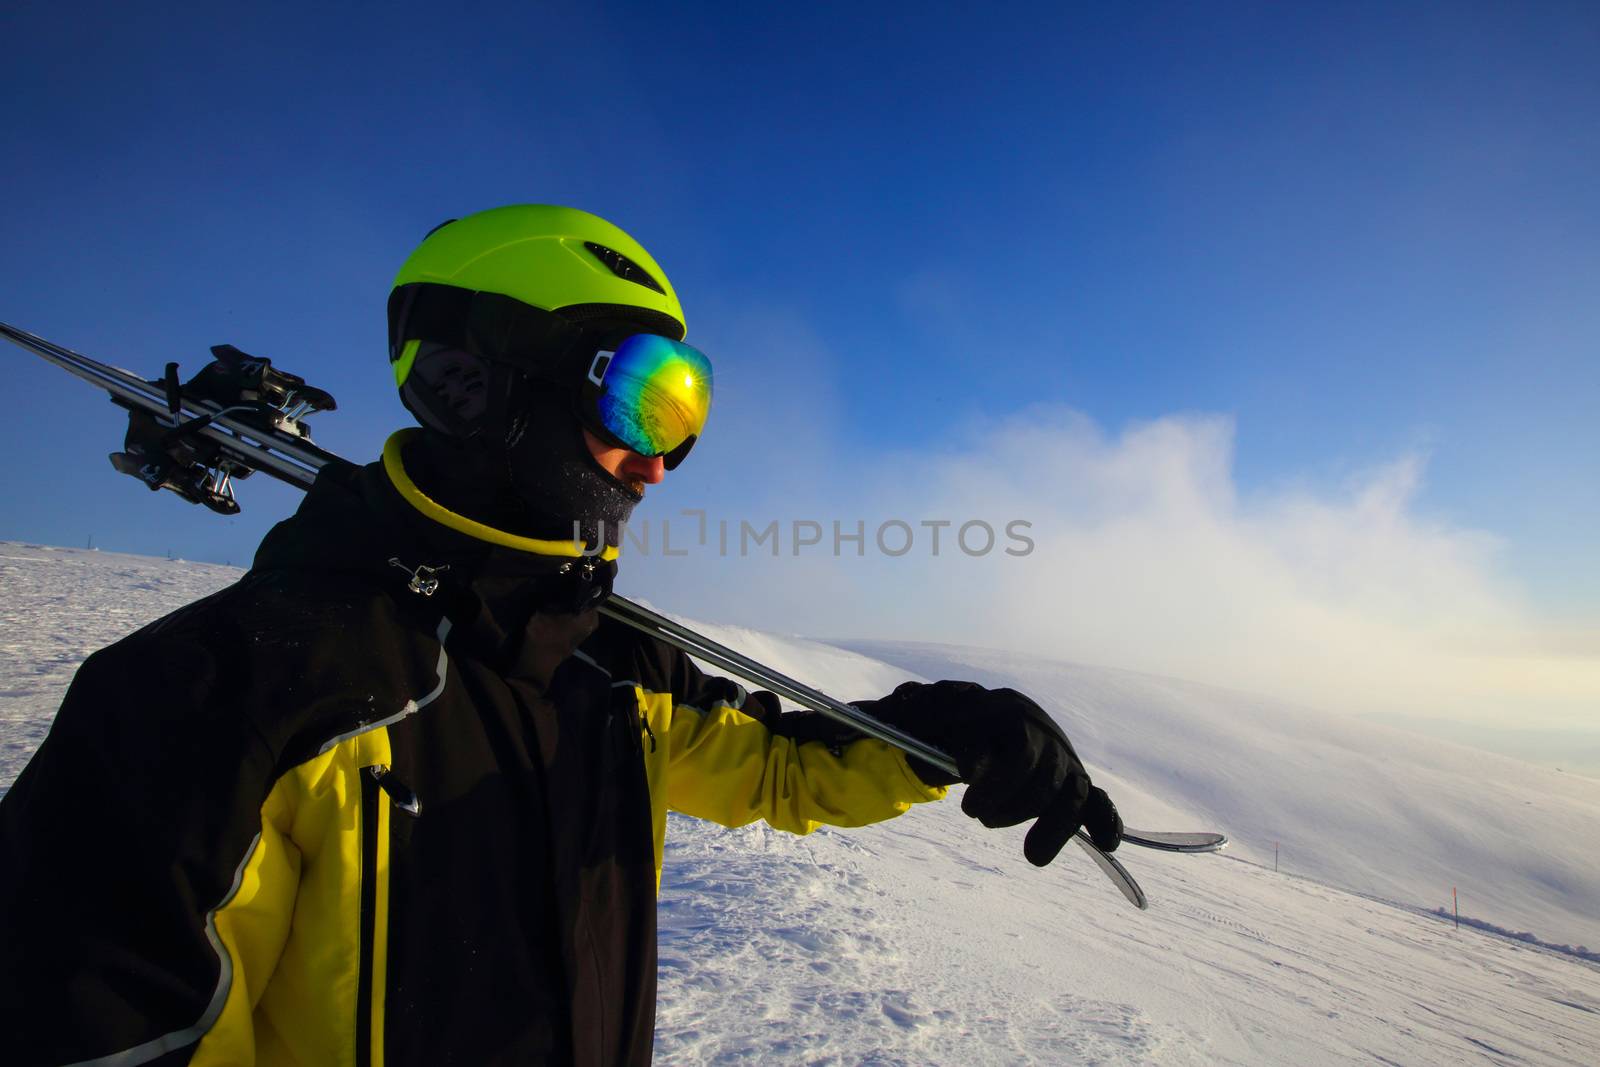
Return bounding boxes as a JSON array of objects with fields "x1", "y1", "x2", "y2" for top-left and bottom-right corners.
[
  {"x1": 1122, "y1": 829, "x2": 1228, "y2": 853},
  {"x1": 1075, "y1": 833, "x2": 1148, "y2": 909}
]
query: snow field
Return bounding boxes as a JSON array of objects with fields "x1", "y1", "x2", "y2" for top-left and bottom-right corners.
[{"x1": 655, "y1": 804, "x2": 1600, "y2": 1065}]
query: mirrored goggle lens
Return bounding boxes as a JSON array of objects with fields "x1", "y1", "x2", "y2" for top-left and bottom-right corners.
[{"x1": 586, "y1": 334, "x2": 713, "y2": 457}]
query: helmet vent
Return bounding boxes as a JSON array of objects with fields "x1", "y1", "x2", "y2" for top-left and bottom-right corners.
[{"x1": 584, "y1": 241, "x2": 666, "y2": 295}]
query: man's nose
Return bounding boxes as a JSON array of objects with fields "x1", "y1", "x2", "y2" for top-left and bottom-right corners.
[{"x1": 621, "y1": 452, "x2": 666, "y2": 485}]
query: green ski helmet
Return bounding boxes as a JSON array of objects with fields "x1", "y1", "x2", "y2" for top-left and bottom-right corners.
[
  {"x1": 393, "y1": 204, "x2": 688, "y2": 375},
  {"x1": 387, "y1": 204, "x2": 689, "y2": 437}
]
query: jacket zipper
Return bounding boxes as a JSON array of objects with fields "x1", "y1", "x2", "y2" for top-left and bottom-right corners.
[
  {"x1": 373, "y1": 764, "x2": 422, "y2": 815},
  {"x1": 356, "y1": 764, "x2": 419, "y2": 1067},
  {"x1": 356, "y1": 769, "x2": 381, "y2": 1067}
]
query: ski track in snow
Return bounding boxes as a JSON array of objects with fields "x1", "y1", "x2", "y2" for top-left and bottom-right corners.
[{"x1": 3, "y1": 543, "x2": 1598, "y2": 1064}]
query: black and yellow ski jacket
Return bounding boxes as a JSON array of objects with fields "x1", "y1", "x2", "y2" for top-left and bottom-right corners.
[{"x1": 0, "y1": 444, "x2": 945, "y2": 1066}]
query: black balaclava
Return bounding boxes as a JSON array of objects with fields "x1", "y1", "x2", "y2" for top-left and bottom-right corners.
[{"x1": 402, "y1": 339, "x2": 641, "y2": 550}]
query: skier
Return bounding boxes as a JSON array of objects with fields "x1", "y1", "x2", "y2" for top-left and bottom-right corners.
[{"x1": 0, "y1": 205, "x2": 1123, "y2": 1065}]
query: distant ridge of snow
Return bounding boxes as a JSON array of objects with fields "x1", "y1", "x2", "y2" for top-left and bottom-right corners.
[{"x1": 1423, "y1": 909, "x2": 1599, "y2": 964}]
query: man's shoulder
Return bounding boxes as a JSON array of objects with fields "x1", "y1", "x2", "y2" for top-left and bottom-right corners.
[
  {"x1": 587, "y1": 613, "x2": 751, "y2": 710},
  {"x1": 104, "y1": 567, "x2": 403, "y2": 662},
  {"x1": 75, "y1": 568, "x2": 440, "y2": 757},
  {"x1": 590, "y1": 613, "x2": 682, "y2": 690}
]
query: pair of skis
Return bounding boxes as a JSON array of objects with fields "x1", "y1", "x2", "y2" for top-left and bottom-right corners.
[{"x1": 3, "y1": 320, "x2": 1225, "y2": 909}]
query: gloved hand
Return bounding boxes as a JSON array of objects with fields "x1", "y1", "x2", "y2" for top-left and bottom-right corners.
[{"x1": 853, "y1": 680, "x2": 1122, "y2": 865}]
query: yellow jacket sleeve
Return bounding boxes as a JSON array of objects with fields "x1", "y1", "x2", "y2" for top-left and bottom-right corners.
[{"x1": 643, "y1": 657, "x2": 948, "y2": 835}]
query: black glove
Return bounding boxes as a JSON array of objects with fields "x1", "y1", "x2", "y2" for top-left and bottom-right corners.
[{"x1": 854, "y1": 680, "x2": 1122, "y2": 865}]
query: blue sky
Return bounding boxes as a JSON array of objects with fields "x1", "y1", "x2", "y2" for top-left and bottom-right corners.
[{"x1": 2, "y1": 2, "x2": 1597, "y2": 719}]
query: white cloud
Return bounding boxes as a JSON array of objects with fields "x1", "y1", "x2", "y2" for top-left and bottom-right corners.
[{"x1": 631, "y1": 404, "x2": 1600, "y2": 730}]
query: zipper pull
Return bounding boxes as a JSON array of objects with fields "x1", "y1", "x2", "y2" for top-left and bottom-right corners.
[
  {"x1": 368, "y1": 764, "x2": 422, "y2": 816},
  {"x1": 640, "y1": 717, "x2": 657, "y2": 753}
]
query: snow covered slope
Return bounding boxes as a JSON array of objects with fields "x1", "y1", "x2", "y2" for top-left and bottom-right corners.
[
  {"x1": 656, "y1": 807, "x2": 1598, "y2": 1065},
  {"x1": 837, "y1": 639, "x2": 1600, "y2": 952},
  {"x1": 3, "y1": 543, "x2": 1597, "y2": 1064}
]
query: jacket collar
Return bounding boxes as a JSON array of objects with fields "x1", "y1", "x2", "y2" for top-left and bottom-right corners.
[{"x1": 251, "y1": 437, "x2": 616, "y2": 676}]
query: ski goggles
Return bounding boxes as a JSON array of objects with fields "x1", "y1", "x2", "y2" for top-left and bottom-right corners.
[{"x1": 580, "y1": 334, "x2": 713, "y2": 469}]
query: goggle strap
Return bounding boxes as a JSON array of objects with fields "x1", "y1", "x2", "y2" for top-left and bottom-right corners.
[
  {"x1": 391, "y1": 283, "x2": 583, "y2": 368},
  {"x1": 389, "y1": 283, "x2": 473, "y2": 360}
]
